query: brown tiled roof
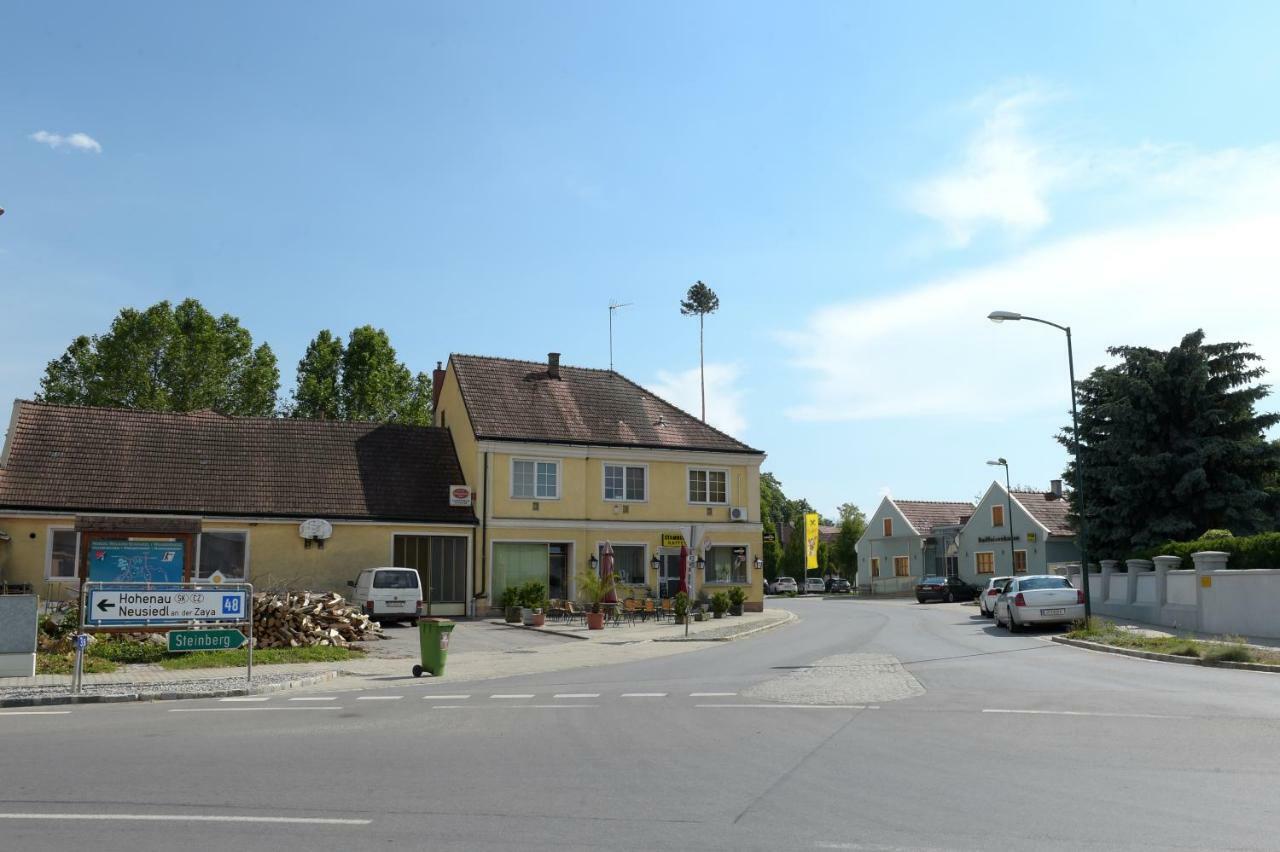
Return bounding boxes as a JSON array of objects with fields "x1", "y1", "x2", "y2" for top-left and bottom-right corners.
[
  {"x1": 1011, "y1": 490, "x2": 1074, "y2": 536},
  {"x1": 892, "y1": 500, "x2": 975, "y2": 534},
  {"x1": 0, "y1": 401, "x2": 477, "y2": 524},
  {"x1": 449, "y1": 354, "x2": 760, "y2": 454}
]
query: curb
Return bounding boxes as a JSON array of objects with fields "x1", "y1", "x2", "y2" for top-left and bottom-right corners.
[
  {"x1": 486, "y1": 620, "x2": 591, "y2": 640},
  {"x1": 1050, "y1": 636, "x2": 1280, "y2": 673},
  {"x1": 0, "y1": 670, "x2": 339, "y2": 709},
  {"x1": 653, "y1": 609, "x2": 798, "y2": 643}
]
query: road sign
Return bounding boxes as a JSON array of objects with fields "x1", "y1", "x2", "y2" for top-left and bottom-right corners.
[
  {"x1": 168, "y1": 629, "x2": 246, "y2": 652},
  {"x1": 75, "y1": 634, "x2": 89, "y2": 650},
  {"x1": 85, "y1": 588, "x2": 249, "y2": 626}
]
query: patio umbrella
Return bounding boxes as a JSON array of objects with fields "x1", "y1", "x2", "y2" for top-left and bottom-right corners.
[
  {"x1": 678, "y1": 545, "x2": 689, "y2": 595},
  {"x1": 601, "y1": 541, "x2": 618, "y2": 604}
]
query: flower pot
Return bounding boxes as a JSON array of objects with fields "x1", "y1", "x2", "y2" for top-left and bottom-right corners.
[
  {"x1": 523, "y1": 609, "x2": 544, "y2": 627},
  {"x1": 586, "y1": 611, "x2": 605, "y2": 630},
  {"x1": 505, "y1": 606, "x2": 522, "y2": 623},
  {"x1": 729, "y1": 604, "x2": 744, "y2": 616},
  {"x1": 713, "y1": 610, "x2": 725, "y2": 619},
  {"x1": 694, "y1": 611, "x2": 708, "y2": 622}
]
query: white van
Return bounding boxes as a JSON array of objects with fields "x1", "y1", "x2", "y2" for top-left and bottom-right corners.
[{"x1": 347, "y1": 567, "x2": 424, "y2": 625}]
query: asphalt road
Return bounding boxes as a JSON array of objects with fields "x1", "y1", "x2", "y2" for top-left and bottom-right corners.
[{"x1": 5, "y1": 597, "x2": 1280, "y2": 851}]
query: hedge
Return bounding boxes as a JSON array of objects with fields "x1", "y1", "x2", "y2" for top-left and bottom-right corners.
[{"x1": 1130, "y1": 532, "x2": 1280, "y2": 571}]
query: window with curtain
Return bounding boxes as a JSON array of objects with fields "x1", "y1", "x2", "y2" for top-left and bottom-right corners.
[
  {"x1": 492, "y1": 543, "x2": 549, "y2": 603},
  {"x1": 704, "y1": 545, "x2": 747, "y2": 583},
  {"x1": 599, "y1": 544, "x2": 645, "y2": 584},
  {"x1": 976, "y1": 552, "x2": 995, "y2": 574},
  {"x1": 893, "y1": 556, "x2": 910, "y2": 577}
]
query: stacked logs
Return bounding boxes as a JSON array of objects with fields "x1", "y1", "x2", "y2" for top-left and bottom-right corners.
[{"x1": 252, "y1": 591, "x2": 383, "y2": 648}]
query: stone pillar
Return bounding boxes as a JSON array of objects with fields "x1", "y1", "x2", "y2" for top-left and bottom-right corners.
[
  {"x1": 1099, "y1": 559, "x2": 1119, "y2": 604},
  {"x1": 1152, "y1": 555, "x2": 1181, "y2": 606},
  {"x1": 1125, "y1": 558, "x2": 1152, "y2": 604},
  {"x1": 1191, "y1": 550, "x2": 1229, "y2": 613}
]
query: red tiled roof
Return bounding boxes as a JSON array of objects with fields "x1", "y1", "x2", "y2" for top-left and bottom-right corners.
[
  {"x1": 0, "y1": 401, "x2": 477, "y2": 524},
  {"x1": 1011, "y1": 490, "x2": 1074, "y2": 536},
  {"x1": 892, "y1": 500, "x2": 975, "y2": 533},
  {"x1": 449, "y1": 354, "x2": 760, "y2": 454}
]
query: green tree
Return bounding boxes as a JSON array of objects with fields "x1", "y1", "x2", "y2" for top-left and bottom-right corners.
[
  {"x1": 832, "y1": 515, "x2": 864, "y2": 580},
  {"x1": 679, "y1": 280, "x2": 720, "y2": 422},
  {"x1": 837, "y1": 502, "x2": 867, "y2": 525},
  {"x1": 1062, "y1": 330, "x2": 1280, "y2": 555},
  {"x1": 37, "y1": 298, "x2": 278, "y2": 416},
  {"x1": 291, "y1": 325, "x2": 432, "y2": 424}
]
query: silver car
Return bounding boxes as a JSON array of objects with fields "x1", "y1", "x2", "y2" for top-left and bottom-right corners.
[
  {"x1": 994, "y1": 575, "x2": 1085, "y2": 632},
  {"x1": 771, "y1": 577, "x2": 798, "y2": 594},
  {"x1": 978, "y1": 576, "x2": 1013, "y2": 617}
]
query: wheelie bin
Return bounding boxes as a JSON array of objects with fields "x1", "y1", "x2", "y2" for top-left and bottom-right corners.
[{"x1": 412, "y1": 618, "x2": 454, "y2": 677}]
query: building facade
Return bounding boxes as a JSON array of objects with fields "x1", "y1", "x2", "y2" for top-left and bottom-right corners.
[
  {"x1": 854, "y1": 498, "x2": 975, "y2": 593},
  {"x1": 954, "y1": 481, "x2": 1080, "y2": 584}
]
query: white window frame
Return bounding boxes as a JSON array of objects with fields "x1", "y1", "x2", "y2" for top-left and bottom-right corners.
[
  {"x1": 687, "y1": 466, "x2": 729, "y2": 505},
  {"x1": 594, "y1": 541, "x2": 649, "y2": 586},
  {"x1": 975, "y1": 551, "x2": 995, "y2": 575},
  {"x1": 511, "y1": 457, "x2": 561, "y2": 500},
  {"x1": 702, "y1": 542, "x2": 750, "y2": 585},
  {"x1": 893, "y1": 555, "x2": 910, "y2": 577},
  {"x1": 45, "y1": 526, "x2": 80, "y2": 581},
  {"x1": 602, "y1": 462, "x2": 648, "y2": 503},
  {"x1": 196, "y1": 529, "x2": 251, "y2": 581},
  {"x1": 991, "y1": 504, "x2": 1005, "y2": 527}
]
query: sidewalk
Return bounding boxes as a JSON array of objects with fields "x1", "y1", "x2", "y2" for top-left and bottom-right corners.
[
  {"x1": 1101, "y1": 615, "x2": 1280, "y2": 651},
  {"x1": 1, "y1": 608, "x2": 795, "y2": 706}
]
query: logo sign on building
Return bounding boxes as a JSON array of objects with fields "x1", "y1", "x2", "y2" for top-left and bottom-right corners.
[
  {"x1": 804, "y1": 513, "x2": 820, "y2": 569},
  {"x1": 88, "y1": 539, "x2": 185, "y2": 584},
  {"x1": 85, "y1": 588, "x2": 249, "y2": 627},
  {"x1": 661, "y1": 533, "x2": 687, "y2": 548},
  {"x1": 449, "y1": 485, "x2": 473, "y2": 507}
]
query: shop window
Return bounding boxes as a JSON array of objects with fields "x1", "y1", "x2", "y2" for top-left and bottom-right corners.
[
  {"x1": 704, "y1": 545, "x2": 747, "y2": 584},
  {"x1": 599, "y1": 544, "x2": 646, "y2": 585}
]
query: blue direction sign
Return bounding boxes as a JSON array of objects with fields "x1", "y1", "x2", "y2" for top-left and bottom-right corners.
[
  {"x1": 168, "y1": 629, "x2": 246, "y2": 652},
  {"x1": 85, "y1": 588, "x2": 248, "y2": 626}
]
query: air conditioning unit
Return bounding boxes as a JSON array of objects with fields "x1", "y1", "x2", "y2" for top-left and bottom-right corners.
[{"x1": 729, "y1": 507, "x2": 748, "y2": 522}]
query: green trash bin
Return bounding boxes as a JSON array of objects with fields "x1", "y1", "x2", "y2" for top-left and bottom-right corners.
[{"x1": 412, "y1": 618, "x2": 454, "y2": 677}]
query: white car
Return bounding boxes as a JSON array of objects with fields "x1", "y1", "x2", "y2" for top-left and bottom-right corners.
[
  {"x1": 994, "y1": 575, "x2": 1085, "y2": 632},
  {"x1": 804, "y1": 577, "x2": 826, "y2": 594},
  {"x1": 347, "y1": 567, "x2": 424, "y2": 625},
  {"x1": 771, "y1": 577, "x2": 798, "y2": 594},
  {"x1": 978, "y1": 576, "x2": 1014, "y2": 617}
]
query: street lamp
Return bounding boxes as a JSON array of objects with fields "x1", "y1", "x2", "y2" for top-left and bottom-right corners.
[
  {"x1": 987, "y1": 310, "x2": 1092, "y2": 617},
  {"x1": 986, "y1": 458, "x2": 1018, "y2": 576}
]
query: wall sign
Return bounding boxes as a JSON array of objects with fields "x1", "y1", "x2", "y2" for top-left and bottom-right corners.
[
  {"x1": 661, "y1": 533, "x2": 686, "y2": 547},
  {"x1": 449, "y1": 485, "x2": 473, "y2": 507},
  {"x1": 88, "y1": 539, "x2": 185, "y2": 583}
]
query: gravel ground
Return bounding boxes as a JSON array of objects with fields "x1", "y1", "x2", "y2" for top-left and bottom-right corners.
[
  {"x1": 743, "y1": 652, "x2": 925, "y2": 705},
  {"x1": 0, "y1": 671, "x2": 335, "y2": 707}
]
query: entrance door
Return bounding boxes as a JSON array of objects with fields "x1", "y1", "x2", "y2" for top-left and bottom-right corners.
[
  {"x1": 660, "y1": 553, "x2": 683, "y2": 598},
  {"x1": 548, "y1": 544, "x2": 568, "y2": 600}
]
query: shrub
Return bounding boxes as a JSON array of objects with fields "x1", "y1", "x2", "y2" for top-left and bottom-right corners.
[
  {"x1": 710, "y1": 592, "x2": 730, "y2": 615},
  {"x1": 1130, "y1": 531, "x2": 1280, "y2": 570},
  {"x1": 517, "y1": 580, "x2": 548, "y2": 609},
  {"x1": 726, "y1": 586, "x2": 747, "y2": 606},
  {"x1": 87, "y1": 637, "x2": 167, "y2": 664},
  {"x1": 673, "y1": 591, "x2": 689, "y2": 618},
  {"x1": 498, "y1": 587, "x2": 520, "y2": 609}
]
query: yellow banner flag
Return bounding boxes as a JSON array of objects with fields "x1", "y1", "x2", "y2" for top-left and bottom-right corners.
[{"x1": 804, "y1": 513, "x2": 820, "y2": 570}]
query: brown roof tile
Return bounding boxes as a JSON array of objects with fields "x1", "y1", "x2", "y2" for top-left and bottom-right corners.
[
  {"x1": 0, "y1": 401, "x2": 476, "y2": 524},
  {"x1": 892, "y1": 500, "x2": 975, "y2": 533},
  {"x1": 449, "y1": 354, "x2": 760, "y2": 454},
  {"x1": 1011, "y1": 490, "x2": 1074, "y2": 536}
]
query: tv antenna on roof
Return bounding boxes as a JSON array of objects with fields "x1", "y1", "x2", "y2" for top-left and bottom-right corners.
[{"x1": 608, "y1": 301, "x2": 632, "y2": 372}]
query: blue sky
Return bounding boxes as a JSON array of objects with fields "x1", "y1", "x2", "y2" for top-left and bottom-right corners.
[{"x1": 5, "y1": 1, "x2": 1280, "y2": 518}]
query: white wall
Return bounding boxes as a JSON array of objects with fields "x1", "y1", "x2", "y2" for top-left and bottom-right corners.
[
  {"x1": 1168, "y1": 572, "x2": 1196, "y2": 606},
  {"x1": 1199, "y1": 570, "x2": 1280, "y2": 637},
  {"x1": 1136, "y1": 573, "x2": 1156, "y2": 604}
]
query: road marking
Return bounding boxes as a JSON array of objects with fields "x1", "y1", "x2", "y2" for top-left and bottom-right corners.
[
  {"x1": 690, "y1": 692, "x2": 737, "y2": 697},
  {"x1": 554, "y1": 693, "x2": 600, "y2": 698},
  {"x1": 169, "y1": 707, "x2": 341, "y2": 713},
  {"x1": 422, "y1": 694, "x2": 471, "y2": 700},
  {"x1": 219, "y1": 697, "x2": 269, "y2": 702},
  {"x1": 430, "y1": 704, "x2": 599, "y2": 710},
  {"x1": 490, "y1": 694, "x2": 535, "y2": 699},
  {"x1": 356, "y1": 695, "x2": 403, "y2": 701},
  {"x1": 0, "y1": 813, "x2": 370, "y2": 826},
  {"x1": 982, "y1": 708, "x2": 1187, "y2": 720},
  {"x1": 0, "y1": 711, "x2": 72, "y2": 716},
  {"x1": 621, "y1": 692, "x2": 667, "y2": 698},
  {"x1": 288, "y1": 697, "x2": 337, "y2": 702},
  {"x1": 695, "y1": 704, "x2": 868, "y2": 710}
]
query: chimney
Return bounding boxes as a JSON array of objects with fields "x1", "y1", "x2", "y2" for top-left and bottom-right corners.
[
  {"x1": 431, "y1": 361, "x2": 446, "y2": 412},
  {"x1": 547, "y1": 352, "x2": 561, "y2": 380},
  {"x1": 1050, "y1": 479, "x2": 1063, "y2": 499}
]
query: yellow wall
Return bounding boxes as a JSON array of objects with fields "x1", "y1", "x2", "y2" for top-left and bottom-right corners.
[
  {"x1": 433, "y1": 363, "x2": 479, "y2": 499},
  {"x1": 0, "y1": 515, "x2": 79, "y2": 601}
]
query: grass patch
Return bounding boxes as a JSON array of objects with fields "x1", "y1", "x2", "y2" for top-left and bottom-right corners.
[
  {"x1": 1065, "y1": 617, "x2": 1280, "y2": 665},
  {"x1": 158, "y1": 645, "x2": 364, "y2": 670},
  {"x1": 87, "y1": 638, "x2": 168, "y2": 664},
  {"x1": 36, "y1": 654, "x2": 117, "y2": 675}
]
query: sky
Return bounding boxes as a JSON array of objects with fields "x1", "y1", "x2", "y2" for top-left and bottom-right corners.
[{"x1": 5, "y1": 1, "x2": 1280, "y2": 519}]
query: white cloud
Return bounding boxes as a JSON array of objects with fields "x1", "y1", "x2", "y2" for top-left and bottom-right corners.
[
  {"x1": 908, "y1": 84, "x2": 1064, "y2": 247},
  {"x1": 29, "y1": 130, "x2": 102, "y2": 153},
  {"x1": 648, "y1": 363, "x2": 748, "y2": 437},
  {"x1": 785, "y1": 141, "x2": 1280, "y2": 423}
]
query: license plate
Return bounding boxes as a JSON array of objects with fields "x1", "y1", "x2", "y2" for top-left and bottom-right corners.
[
  {"x1": 384, "y1": 601, "x2": 404, "y2": 608},
  {"x1": 1041, "y1": 608, "x2": 1066, "y2": 616}
]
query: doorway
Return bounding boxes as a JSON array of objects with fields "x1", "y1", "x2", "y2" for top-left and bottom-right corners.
[{"x1": 660, "y1": 553, "x2": 683, "y2": 598}]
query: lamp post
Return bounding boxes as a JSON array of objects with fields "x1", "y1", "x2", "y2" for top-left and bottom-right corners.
[
  {"x1": 986, "y1": 458, "x2": 1018, "y2": 576},
  {"x1": 988, "y1": 310, "x2": 1091, "y2": 617}
]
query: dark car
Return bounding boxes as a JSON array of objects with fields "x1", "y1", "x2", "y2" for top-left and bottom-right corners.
[
  {"x1": 915, "y1": 576, "x2": 979, "y2": 604},
  {"x1": 828, "y1": 578, "x2": 852, "y2": 593}
]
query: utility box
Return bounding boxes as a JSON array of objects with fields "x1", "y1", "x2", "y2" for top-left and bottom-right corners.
[{"x1": 0, "y1": 595, "x2": 38, "y2": 678}]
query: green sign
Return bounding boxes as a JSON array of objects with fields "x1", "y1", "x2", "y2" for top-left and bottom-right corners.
[{"x1": 168, "y1": 629, "x2": 246, "y2": 652}]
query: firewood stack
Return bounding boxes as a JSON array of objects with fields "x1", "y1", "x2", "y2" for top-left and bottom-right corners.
[{"x1": 252, "y1": 591, "x2": 383, "y2": 648}]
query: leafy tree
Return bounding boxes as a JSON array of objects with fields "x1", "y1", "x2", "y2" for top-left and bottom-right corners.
[
  {"x1": 1061, "y1": 330, "x2": 1280, "y2": 556},
  {"x1": 37, "y1": 299, "x2": 278, "y2": 416},
  {"x1": 832, "y1": 515, "x2": 864, "y2": 580},
  {"x1": 291, "y1": 325, "x2": 432, "y2": 424},
  {"x1": 836, "y1": 502, "x2": 866, "y2": 525},
  {"x1": 679, "y1": 280, "x2": 720, "y2": 422}
]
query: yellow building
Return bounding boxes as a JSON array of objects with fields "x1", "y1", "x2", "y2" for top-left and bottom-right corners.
[
  {"x1": 433, "y1": 353, "x2": 767, "y2": 613},
  {"x1": 0, "y1": 402, "x2": 477, "y2": 616}
]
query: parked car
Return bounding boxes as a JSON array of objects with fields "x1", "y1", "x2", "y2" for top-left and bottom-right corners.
[
  {"x1": 804, "y1": 577, "x2": 826, "y2": 594},
  {"x1": 993, "y1": 575, "x2": 1085, "y2": 632},
  {"x1": 771, "y1": 577, "x2": 798, "y2": 595},
  {"x1": 915, "y1": 576, "x2": 979, "y2": 603},
  {"x1": 828, "y1": 577, "x2": 852, "y2": 594},
  {"x1": 978, "y1": 576, "x2": 1014, "y2": 617},
  {"x1": 347, "y1": 567, "x2": 424, "y2": 625}
]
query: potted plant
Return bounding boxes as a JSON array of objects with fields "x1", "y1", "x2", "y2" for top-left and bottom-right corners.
[
  {"x1": 727, "y1": 585, "x2": 746, "y2": 616},
  {"x1": 673, "y1": 591, "x2": 690, "y2": 625},
  {"x1": 711, "y1": 591, "x2": 730, "y2": 619},
  {"x1": 519, "y1": 580, "x2": 547, "y2": 627},
  {"x1": 575, "y1": 568, "x2": 617, "y2": 630},
  {"x1": 499, "y1": 587, "x2": 522, "y2": 623}
]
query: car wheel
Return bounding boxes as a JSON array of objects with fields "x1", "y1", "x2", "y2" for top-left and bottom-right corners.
[
  {"x1": 1007, "y1": 609, "x2": 1021, "y2": 633},
  {"x1": 916, "y1": 596, "x2": 926, "y2": 604},
  {"x1": 943, "y1": 590, "x2": 953, "y2": 603}
]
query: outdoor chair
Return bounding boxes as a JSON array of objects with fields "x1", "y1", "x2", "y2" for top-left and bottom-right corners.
[
  {"x1": 642, "y1": 599, "x2": 657, "y2": 622},
  {"x1": 660, "y1": 598, "x2": 674, "y2": 622},
  {"x1": 563, "y1": 600, "x2": 585, "y2": 625},
  {"x1": 621, "y1": 598, "x2": 641, "y2": 625},
  {"x1": 547, "y1": 599, "x2": 566, "y2": 622}
]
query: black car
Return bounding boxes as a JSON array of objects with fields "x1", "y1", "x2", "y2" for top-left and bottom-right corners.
[
  {"x1": 827, "y1": 577, "x2": 852, "y2": 593},
  {"x1": 915, "y1": 576, "x2": 979, "y2": 603}
]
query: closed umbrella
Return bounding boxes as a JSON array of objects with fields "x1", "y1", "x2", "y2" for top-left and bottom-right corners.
[
  {"x1": 678, "y1": 545, "x2": 689, "y2": 595},
  {"x1": 601, "y1": 541, "x2": 618, "y2": 604}
]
